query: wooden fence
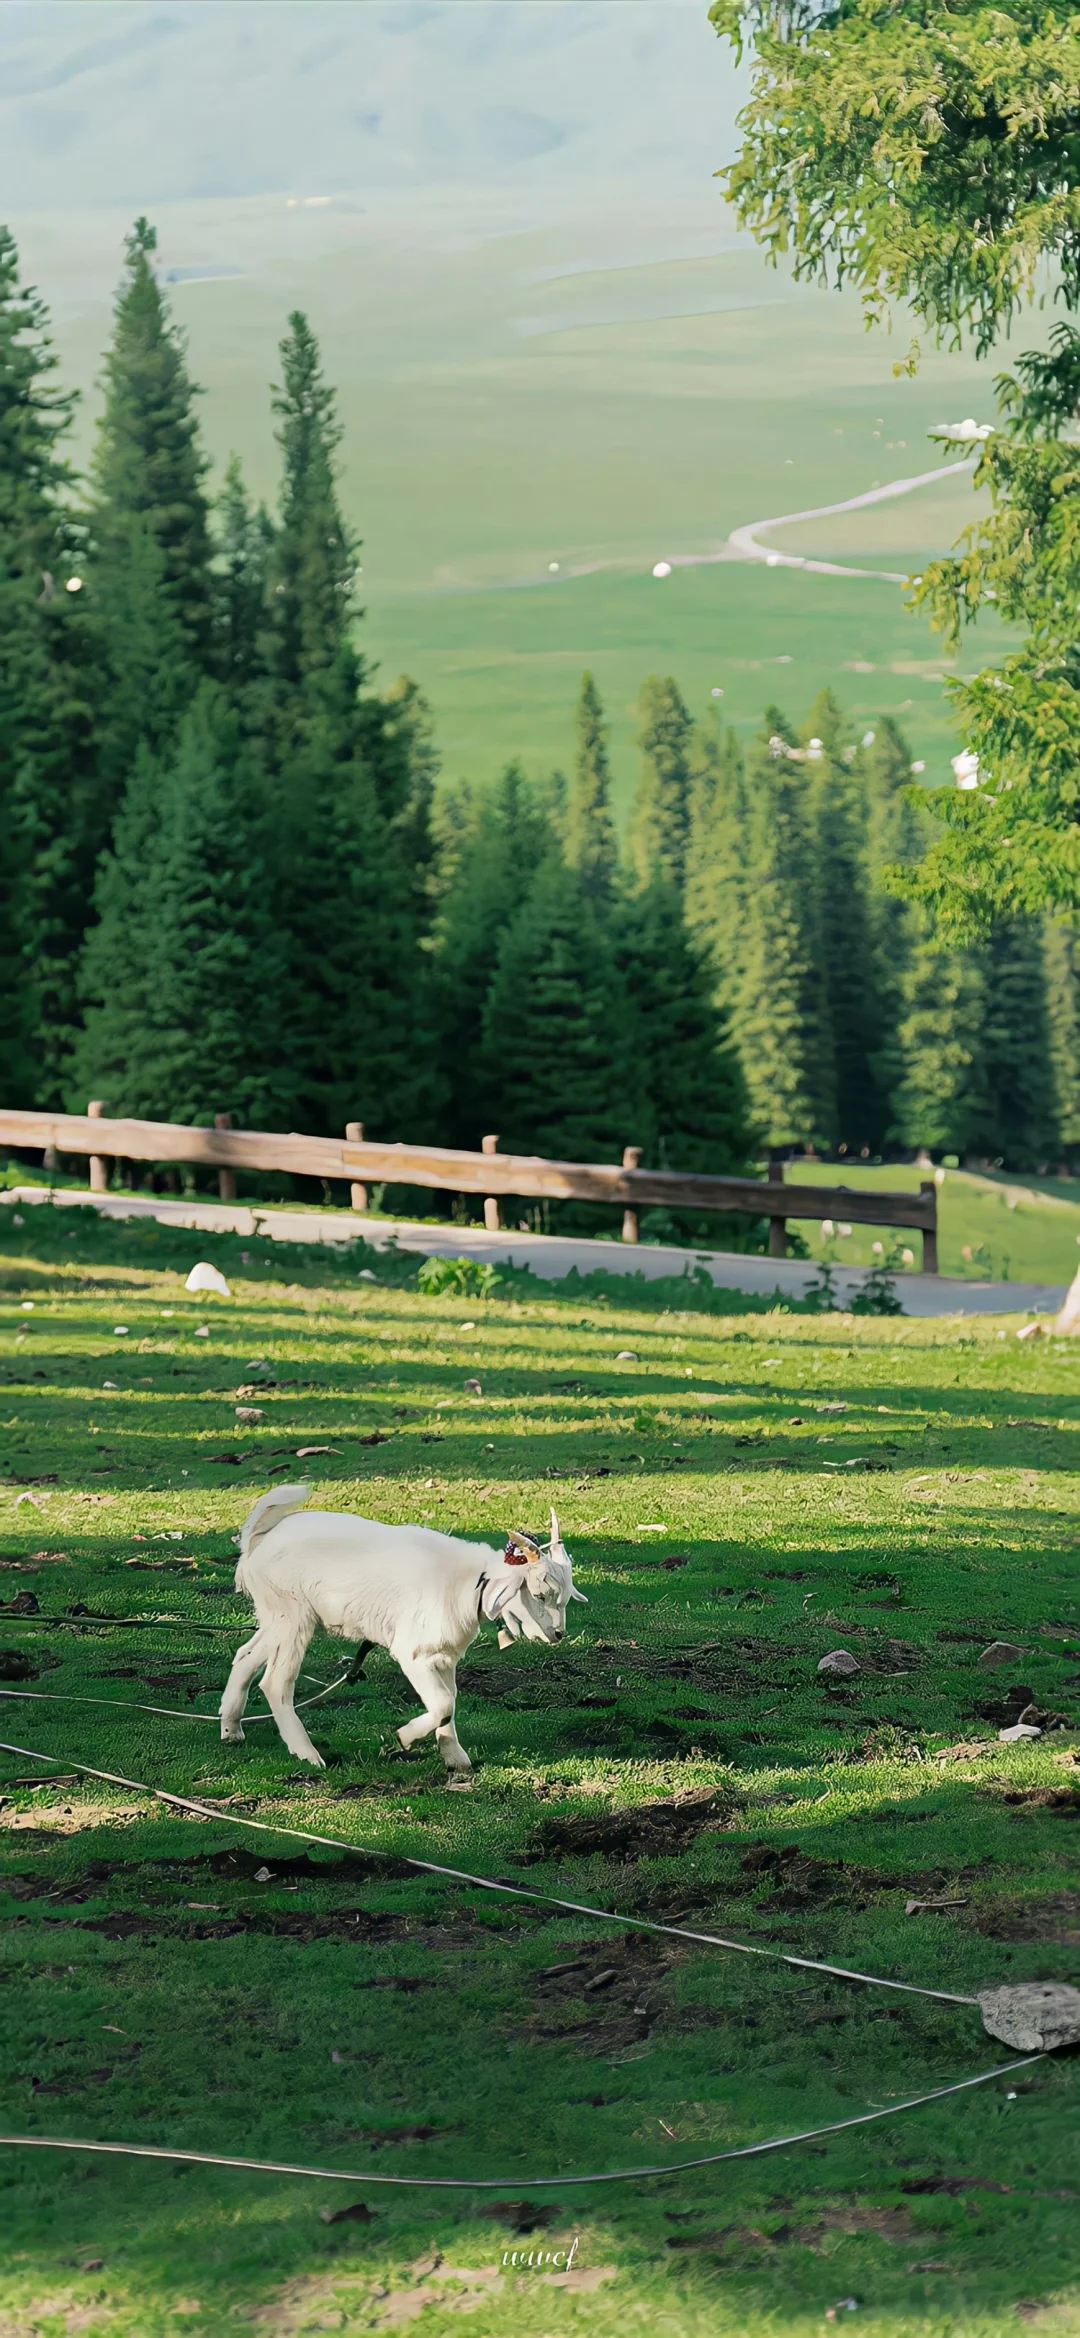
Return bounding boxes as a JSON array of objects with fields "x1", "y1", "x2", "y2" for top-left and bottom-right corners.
[{"x1": 0, "y1": 1105, "x2": 939, "y2": 1272}]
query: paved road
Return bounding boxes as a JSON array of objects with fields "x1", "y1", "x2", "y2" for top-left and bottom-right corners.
[{"x1": 5, "y1": 1186, "x2": 1067, "y2": 1320}]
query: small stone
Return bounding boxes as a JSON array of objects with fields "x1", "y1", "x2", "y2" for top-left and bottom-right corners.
[
  {"x1": 818, "y1": 1650, "x2": 861, "y2": 1677},
  {"x1": 999, "y1": 1721, "x2": 1041, "y2": 1742},
  {"x1": 464, "y1": 1377, "x2": 482, "y2": 1394},
  {"x1": 235, "y1": 1406, "x2": 264, "y2": 1424},
  {"x1": 616, "y1": 1350, "x2": 639, "y2": 1361},
  {"x1": 979, "y1": 1981, "x2": 1080, "y2": 2052},
  {"x1": 978, "y1": 1640, "x2": 1025, "y2": 1668}
]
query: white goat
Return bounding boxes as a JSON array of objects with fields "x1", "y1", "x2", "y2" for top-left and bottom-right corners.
[{"x1": 219, "y1": 1485, "x2": 586, "y2": 1770}]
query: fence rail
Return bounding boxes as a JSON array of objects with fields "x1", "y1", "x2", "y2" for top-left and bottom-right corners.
[{"x1": 0, "y1": 1106, "x2": 939, "y2": 1272}]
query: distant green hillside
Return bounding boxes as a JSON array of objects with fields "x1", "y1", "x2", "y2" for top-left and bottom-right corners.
[{"x1": 3, "y1": 4, "x2": 1027, "y2": 792}]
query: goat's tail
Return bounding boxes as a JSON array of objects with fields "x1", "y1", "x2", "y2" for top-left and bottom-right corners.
[{"x1": 235, "y1": 1481, "x2": 313, "y2": 1591}]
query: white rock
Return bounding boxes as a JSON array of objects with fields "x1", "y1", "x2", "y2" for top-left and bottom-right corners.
[
  {"x1": 818, "y1": 1650, "x2": 861, "y2": 1677},
  {"x1": 185, "y1": 1261, "x2": 231, "y2": 1297},
  {"x1": 616, "y1": 1351, "x2": 639, "y2": 1362},
  {"x1": 998, "y1": 1721, "x2": 1041, "y2": 1741},
  {"x1": 980, "y1": 1982, "x2": 1080, "y2": 2051},
  {"x1": 235, "y1": 1406, "x2": 264, "y2": 1425},
  {"x1": 357, "y1": 1269, "x2": 377, "y2": 1281}
]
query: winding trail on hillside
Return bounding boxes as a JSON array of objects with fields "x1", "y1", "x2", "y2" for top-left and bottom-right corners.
[{"x1": 714, "y1": 457, "x2": 978, "y2": 583}]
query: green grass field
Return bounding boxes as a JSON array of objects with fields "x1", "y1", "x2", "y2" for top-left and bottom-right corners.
[
  {"x1": 780, "y1": 1164, "x2": 1080, "y2": 1289},
  {"x1": 1, "y1": 1208, "x2": 1078, "y2": 2335},
  {"x1": 9, "y1": 187, "x2": 1024, "y2": 800}
]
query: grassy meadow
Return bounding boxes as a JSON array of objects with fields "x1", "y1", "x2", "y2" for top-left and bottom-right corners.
[
  {"x1": 779, "y1": 1164, "x2": 1080, "y2": 1290},
  {"x1": 8, "y1": 187, "x2": 1024, "y2": 802},
  {"x1": 1, "y1": 1206, "x2": 1079, "y2": 2335}
]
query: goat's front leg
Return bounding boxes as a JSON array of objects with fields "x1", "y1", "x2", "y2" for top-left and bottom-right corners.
[
  {"x1": 260, "y1": 1619, "x2": 324, "y2": 1767},
  {"x1": 220, "y1": 1627, "x2": 270, "y2": 1743},
  {"x1": 395, "y1": 1653, "x2": 470, "y2": 1769}
]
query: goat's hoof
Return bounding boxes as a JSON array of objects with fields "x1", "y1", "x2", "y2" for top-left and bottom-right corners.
[{"x1": 295, "y1": 1749, "x2": 326, "y2": 1769}]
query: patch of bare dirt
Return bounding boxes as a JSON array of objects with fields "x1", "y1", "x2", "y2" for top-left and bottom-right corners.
[
  {"x1": 971, "y1": 1893, "x2": 1080, "y2": 1944},
  {"x1": 667, "y1": 2203, "x2": 943, "y2": 2258},
  {"x1": 517, "y1": 1786, "x2": 729, "y2": 1864},
  {"x1": 735, "y1": 1841, "x2": 961, "y2": 1911}
]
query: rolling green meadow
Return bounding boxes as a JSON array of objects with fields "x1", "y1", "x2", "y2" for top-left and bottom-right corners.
[
  {"x1": 7, "y1": 187, "x2": 1022, "y2": 805},
  {"x1": 1, "y1": 1207, "x2": 1079, "y2": 2336}
]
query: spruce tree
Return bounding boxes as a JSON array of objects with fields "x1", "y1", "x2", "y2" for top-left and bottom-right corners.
[
  {"x1": 733, "y1": 710, "x2": 835, "y2": 1148},
  {"x1": 889, "y1": 923, "x2": 991, "y2": 1160},
  {"x1": 434, "y1": 764, "x2": 560, "y2": 1146},
  {"x1": 479, "y1": 855, "x2": 631, "y2": 1161},
  {"x1": 565, "y1": 672, "x2": 617, "y2": 904},
  {"x1": 75, "y1": 683, "x2": 285, "y2": 1127},
  {"x1": 612, "y1": 876, "x2": 755, "y2": 1172},
  {"x1": 1044, "y1": 920, "x2": 1080, "y2": 1162},
  {"x1": 213, "y1": 453, "x2": 274, "y2": 699},
  {"x1": 93, "y1": 216, "x2": 214, "y2": 748},
  {"x1": 982, "y1": 917, "x2": 1061, "y2": 1169},
  {"x1": 684, "y1": 715, "x2": 748, "y2": 1001},
  {"x1": 0, "y1": 226, "x2": 102, "y2": 1104},
  {"x1": 804, "y1": 693, "x2": 888, "y2": 1152},
  {"x1": 276, "y1": 661, "x2": 441, "y2": 1142},
  {"x1": 627, "y1": 674, "x2": 694, "y2": 891},
  {"x1": 264, "y1": 312, "x2": 357, "y2": 699}
]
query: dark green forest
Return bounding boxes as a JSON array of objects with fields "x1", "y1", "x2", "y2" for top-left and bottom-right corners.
[{"x1": 2, "y1": 219, "x2": 1078, "y2": 1190}]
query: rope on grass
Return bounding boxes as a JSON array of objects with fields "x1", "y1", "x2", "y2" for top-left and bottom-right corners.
[
  {"x1": 0, "y1": 2058, "x2": 1044, "y2": 2190},
  {"x1": 0, "y1": 1677, "x2": 353, "y2": 1728},
  {"x1": 0, "y1": 1733, "x2": 979, "y2": 2006}
]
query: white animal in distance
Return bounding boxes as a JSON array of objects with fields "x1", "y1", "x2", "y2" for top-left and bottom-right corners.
[{"x1": 220, "y1": 1486, "x2": 586, "y2": 1770}]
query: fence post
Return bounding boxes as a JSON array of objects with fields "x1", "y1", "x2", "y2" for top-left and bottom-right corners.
[
  {"x1": 87, "y1": 1099, "x2": 109, "y2": 1193},
  {"x1": 920, "y1": 1181, "x2": 939, "y2": 1275},
  {"x1": 214, "y1": 1112, "x2": 237, "y2": 1203},
  {"x1": 767, "y1": 1154, "x2": 787, "y2": 1258},
  {"x1": 621, "y1": 1145, "x2": 643, "y2": 1242},
  {"x1": 481, "y1": 1135, "x2": 501, "y2": 1232},
  {"x1": 345, "y1": 1122, "x2": 368, "y2": 1211}
]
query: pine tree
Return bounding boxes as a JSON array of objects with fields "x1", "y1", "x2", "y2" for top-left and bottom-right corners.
[
  {"x1": 889, "y1": 922, "x2": 991, "y2": 1160},
  {"x1": 982, "y1": 917, "x2": 1061, "y2": 1169},
  {"x1": 627, "y1": 674, "x2": 694, "y2": 891},
  {"x1": 276, "y1": 661, "x2": 441, "y2": 1142},
  {"x1": 733, "y1": 711, "x2": 835, "y2": 1148},
  {"x1": 479, "y1": 855, "x2": 631, "y2": 1161},
  {"x1": 434, "y1": 764, "x2": 560, "y2": 1146},
  {"x1": 264, "y1": 312, "x2": 357, "y2": 699},
  {"x1": 213, "y1": 453, "x2": 274, "y2": 698},
  {"x1": 612, "y1": 876, "x2": 755, "y2": 1172},
  {"x1": 1044, "y1": 920, "x2": 1080, "y2": 1161},
  {"x1": 804, "y1": 693, "x2": 888, "y2": 1151},
  {"x1": 75, "y1": 683, "x2": 285, "y2": 1126},
  {"x1": 0, "y1": 227, "x2": 103, "y2": 1104},
  {"x1": 565, "y1": 672, "x2": 617, "y2": 904},
  {"x1": 93, "y1": 216, "x2": 214, "y2": 733},
  {"x1": 684, "y1": 715, "x2": 748, "y2": 1001}
]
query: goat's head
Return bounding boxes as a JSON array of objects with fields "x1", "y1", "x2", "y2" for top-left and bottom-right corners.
[{"x1": 485, "y1": 1507, "x2": 587, "y2": 1645}]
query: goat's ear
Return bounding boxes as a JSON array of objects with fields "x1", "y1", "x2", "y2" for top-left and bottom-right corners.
[
  {"x1": 568, "y1": 1584, "x2": 589, "y2": 1603},
  {"x1": 486, "y1": 1580, "x2": 518, "y2": 1620}
]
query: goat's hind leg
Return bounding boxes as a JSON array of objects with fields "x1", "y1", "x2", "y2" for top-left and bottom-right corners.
[{"x1": 220, "y1": 1628, "x2": 270, "y2": 1744}]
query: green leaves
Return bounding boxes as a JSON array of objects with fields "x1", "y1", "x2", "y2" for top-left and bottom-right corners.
[{"x1": 712, "y1": 1, "x2": 1080, "y2": 354}]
